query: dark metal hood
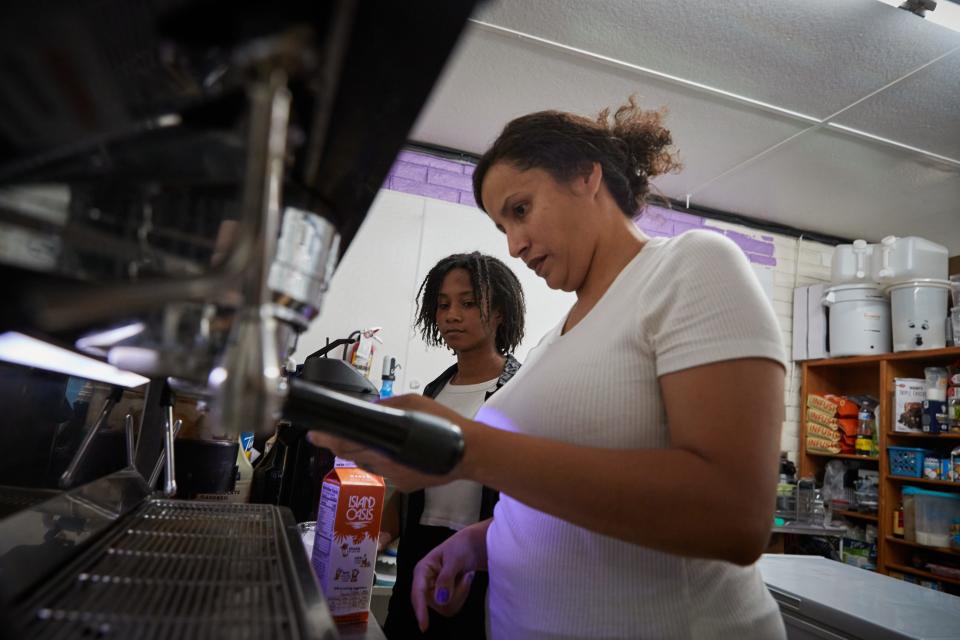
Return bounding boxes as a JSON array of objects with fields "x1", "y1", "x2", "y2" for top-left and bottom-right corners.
[{"x1": 0, "y1": 0, "x2": 476, "y2": 252}]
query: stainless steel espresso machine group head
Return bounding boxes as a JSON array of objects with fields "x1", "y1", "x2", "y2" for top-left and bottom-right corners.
[{"x1": 0, "y1": 2, "x2": 479, "y2": 637}]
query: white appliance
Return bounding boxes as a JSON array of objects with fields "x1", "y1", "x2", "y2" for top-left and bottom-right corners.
[
  {"x1": 873, "y1": 236, "x2": 949, "y2": 283},
  {"x1": 885, "y1": 279, "x2": 952, "y2": 352},
  {"x1": 831, "y1": 239, "x2": 877, "y2": 284},
  {"x1": 822, "y1": 284, "x2": 891, "y2": 356}
]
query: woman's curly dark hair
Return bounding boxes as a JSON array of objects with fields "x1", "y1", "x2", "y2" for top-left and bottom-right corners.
[
  {"x1": 415, "y1": 252, "x2": 525, "y2": 355},
  {"x1": 472, "y1": 95, "x2": 681, "y2": 217}
]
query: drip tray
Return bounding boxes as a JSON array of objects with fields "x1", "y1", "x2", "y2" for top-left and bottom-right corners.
[{"x1": 14, "y1": 500, "x2": 337, "y2": 640}]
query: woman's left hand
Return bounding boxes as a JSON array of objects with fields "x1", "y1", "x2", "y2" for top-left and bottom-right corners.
[{"x1": 304, "y1": 394, "x2": 467, "y2": 491}]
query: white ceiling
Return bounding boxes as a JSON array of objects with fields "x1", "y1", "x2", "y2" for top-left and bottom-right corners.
[{"x1": 410, "y1": 0, "x2": 960, "y2": 252}]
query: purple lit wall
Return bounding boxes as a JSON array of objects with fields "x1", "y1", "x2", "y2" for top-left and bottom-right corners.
[{"x1": 384, "y1": 150, "x2": 777, "y2": 267}]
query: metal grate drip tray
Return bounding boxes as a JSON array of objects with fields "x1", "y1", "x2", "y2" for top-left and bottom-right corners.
[{"x1": 16, "y1": 500, "x2": 320, "y2": 640}]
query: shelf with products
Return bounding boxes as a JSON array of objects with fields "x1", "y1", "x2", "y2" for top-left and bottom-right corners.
[
  {"x1": 886, "y1": 536, "x2": 960, "y2": 558},
  {"x1": 804, "y1": 347, "x2": 960, "y2": 368},
  {"x1": 834, "y1": 509, "x2": 878, "y2": 522},
  {"x1": 887, "y1": 432, "x2": 960, "y2": 440},
  {"x1": 806, "y1": 452, "x2": 879, "y2": 462},
  {"x1": 885, "y1": 563, "x2": 960, "y2": 588},
  {"x1": 799, "y1": 345, "x2": 960, "y2": 581},
  {"x1": 800, "y1": 359, "x2": 881, "y2": 482},
  {"x1": 887, "y1": 476, "x2": 960, "y2": 488}
]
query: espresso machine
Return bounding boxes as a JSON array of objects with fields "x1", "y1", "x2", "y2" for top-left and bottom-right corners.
[{"x1": 0, "y1": 1, "x2": 478, "y2": 637}]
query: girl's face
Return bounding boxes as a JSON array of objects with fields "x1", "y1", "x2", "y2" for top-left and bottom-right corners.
[
  {"x1": 480, "y1": 162, "x2": 600, "y2": 293},
  {"x1": 436, "y1": 268, "x2": 500, "y2": 354}
]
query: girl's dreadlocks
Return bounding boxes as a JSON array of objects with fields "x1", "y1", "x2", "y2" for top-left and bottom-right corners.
[{"x1": 415, "y1": 252, "x2": 525, "y2": 355}]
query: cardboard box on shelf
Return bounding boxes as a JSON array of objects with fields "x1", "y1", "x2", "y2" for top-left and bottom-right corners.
[{"x1": 894, "y1": 378, "x2": 926, "y2": 433}]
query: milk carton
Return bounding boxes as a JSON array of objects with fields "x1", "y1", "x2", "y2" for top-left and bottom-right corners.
[{"x1": 311, "y1": 461, "x2": 385, "y2": 623}]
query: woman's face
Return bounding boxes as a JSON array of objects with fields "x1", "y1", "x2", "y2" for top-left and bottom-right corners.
[
  {"x1": 436, "y1": 268, "x2": 500, "y2": 354},
  {"x1": 480, "y1": 162, "x2": 599, "y2": 293}
]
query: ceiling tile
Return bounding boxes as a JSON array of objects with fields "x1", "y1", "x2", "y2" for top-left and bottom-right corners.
[
  {"x1": 831, "y1": 49, "x2": 960, "y2": 162},
  {"x1": 474, "y1": 0, "x2": 960, "y2": 120},
  {"x1": 692, "y1": 127, "x2": 960, "y2": 251},
  {"x1": 412, "y1": 29, "x2": 808, "y2": 196}
]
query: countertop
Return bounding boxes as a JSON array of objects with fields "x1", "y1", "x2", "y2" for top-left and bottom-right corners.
[{"x1": 758, "y1": 554, "x2": 960, "y2": 639}]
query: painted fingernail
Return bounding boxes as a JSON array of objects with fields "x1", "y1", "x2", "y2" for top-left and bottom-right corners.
[{"x1": 435, "y1": 587, "x2": 449, "y2": 604}]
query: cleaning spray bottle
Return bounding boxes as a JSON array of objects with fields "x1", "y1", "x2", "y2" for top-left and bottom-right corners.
[{"x1": 380, "y1": 356, "x2": 399, "y2": 399}]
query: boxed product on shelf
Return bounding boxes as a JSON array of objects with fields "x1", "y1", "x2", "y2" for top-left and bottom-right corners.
[
  {"x1": 807, "y1": 393, "x2": 839, "y2": 414},
  {"x1": 808, "y1": 407, "x2": 839, "y2": 428},
  {"x1": 807, "y1": 434, "x2": 841, "y2": 455},
  {"x1": 826, "y1": 394, "x2": 860, "y2": 418},
  {"x1": 808, "y1": 422, "x2": 841, "y2": 442},
  {"x1": 921, "y1": 400, "x2": 949, "y2": 435},
  {"x1": 923, "y1": 456, "x2": 942, "y2": 480},
  {"x1": 894, "y1": 378, "x2": 926, "y2": 432},
  {"x1": 841, "y1": 539, "x2": 876, "y2": 571}
]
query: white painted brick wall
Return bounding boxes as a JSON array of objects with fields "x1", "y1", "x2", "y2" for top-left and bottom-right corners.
[{"x1": 772, "y1": 238, "x2": 835, "y2": 462}]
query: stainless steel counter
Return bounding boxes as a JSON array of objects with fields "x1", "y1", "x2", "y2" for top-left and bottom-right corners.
[
  {"x1": 759, "y1": 554, "x2": 960, "y2": 639},
  {"x1": 337, "y1": 619, "x2": 387, "y2": 640}
]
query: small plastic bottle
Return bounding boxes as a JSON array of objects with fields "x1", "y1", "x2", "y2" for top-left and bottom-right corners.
[
  {"x1": 856, "y1": 404, "x2": 875, "y2": 457},
  {"x1": 380, "y1": 356, "x2": 398, "y2": 399}
]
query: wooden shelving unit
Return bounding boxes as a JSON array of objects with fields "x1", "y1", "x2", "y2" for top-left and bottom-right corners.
[
  {"x1": 887, "y1": 476, "x2": 960, "y2": 488},
  {"x1": 834, "y1": 509, "x2": 878, "y2": 522},
  {"x1": 886, "y1": 432, "x2": 960, "y2": 441},
  {"x1": 886, "y1": 564, "x2": 960, "y2": 587},
  {"x1": 886, "y1": 536, "x2": 960, "y2": 558},
  {"x1": 799, "y1": 346, "x2": 960, "y2": 593},
  {"x1": 807, "y1": 452, "x2": 879, "y2": 461}
]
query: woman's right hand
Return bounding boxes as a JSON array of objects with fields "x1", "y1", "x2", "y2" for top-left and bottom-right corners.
[{"x1": 410, "y1": 519, "x2": 490, "y2": 632}]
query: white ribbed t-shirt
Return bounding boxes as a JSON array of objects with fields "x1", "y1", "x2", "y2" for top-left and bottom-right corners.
[
  {"x1": 480, "y1": 230, "x2": 787, "y2": 640},
  {"x1": 420, "y1": 377, "x2": 498, "y2": 530}
]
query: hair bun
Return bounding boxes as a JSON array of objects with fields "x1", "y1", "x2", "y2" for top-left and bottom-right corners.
[
  {"x1": 474, "y1": 96, "x2": 681, "y2": 216},
  {"x1": 597, "y1": 96, "x2": 681, "y2": 209}
]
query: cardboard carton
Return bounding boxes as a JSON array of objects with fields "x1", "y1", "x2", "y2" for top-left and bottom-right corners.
[
  {"x1": 894, "y1": 378, "x2": 925, "y2": 433},
  {"x1": 311, "y1": 464, "x2": 385, "y2": 623}
]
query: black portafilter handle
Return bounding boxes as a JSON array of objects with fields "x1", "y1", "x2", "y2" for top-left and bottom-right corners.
[{"x1": 283, "y1": 377, "x2": 465, "y2": 475}]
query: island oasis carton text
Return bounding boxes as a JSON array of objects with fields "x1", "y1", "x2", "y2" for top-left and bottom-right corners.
[{"x1": 311, "y1": 463, "x2": 385, "y2": 623}]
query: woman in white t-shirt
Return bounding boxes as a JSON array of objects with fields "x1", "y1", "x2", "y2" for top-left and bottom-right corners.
[
  {"x1": 309, "y1": 98, "x2": 787, "y2": 639},
  {"x1": 381, "y1": 252, "x2": 524, "y2": 640}
]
